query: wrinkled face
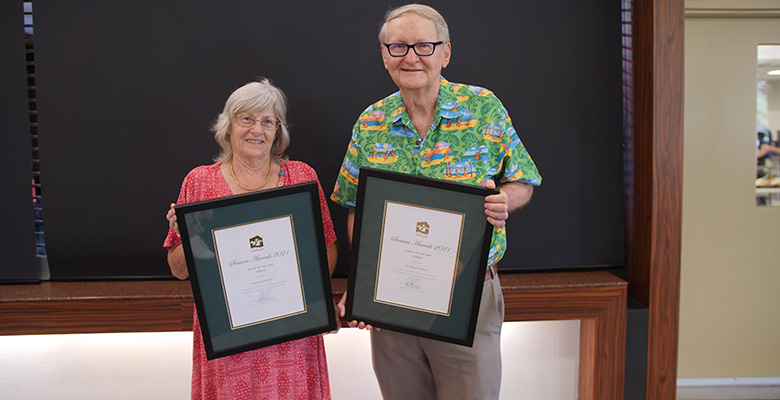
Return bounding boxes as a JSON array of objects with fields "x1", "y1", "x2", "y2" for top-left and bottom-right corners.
[
  {"x1": 382, "y1": 13, "x2": 451, "y2": 94},
  {"x1": 229, "y1": 108, "x2": 277, "y2": 162}
]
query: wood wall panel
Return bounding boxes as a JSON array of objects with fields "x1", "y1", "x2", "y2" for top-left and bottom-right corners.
[
  {"x1": 0, "y1": 299, "x2": 192, "y2": 335},
  {"x1": 0, "y1": 272, "x2": 627, "y2": 399},
  {"x1": 0, "y1": 280, "x2": 194, "y2": 335}
]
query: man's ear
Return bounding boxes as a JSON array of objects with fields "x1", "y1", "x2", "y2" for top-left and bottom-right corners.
[
  {"x1": 441, "y1": 42, "x2": 452, "y2": 68},
  {"x1": 381, "y1": 46, "x2": 391, "y2": 71}
]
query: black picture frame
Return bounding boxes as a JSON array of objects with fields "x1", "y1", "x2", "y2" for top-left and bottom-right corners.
[
  {"x1": 175, "y1": 181, "x2": 336, "y2": 360},
  {"x1": 345, "y1": 167, "x2": 497, "y2": 347}
]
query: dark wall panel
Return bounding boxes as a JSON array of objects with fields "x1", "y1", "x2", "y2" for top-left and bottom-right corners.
[
  {"x1": 34, "y1": 0, "x2": 623, "y2": 278},
  {"x1": 0, "y1": 1, "x2": 39, "y2": 282}
]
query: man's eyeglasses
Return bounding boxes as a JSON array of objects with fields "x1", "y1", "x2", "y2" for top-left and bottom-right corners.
[
  {"x1": 384, "y1": 41, "x2": 443, "y2": 57},
  {"x1": 233, "y1": 113, "x2": 280, "y2": 131}
]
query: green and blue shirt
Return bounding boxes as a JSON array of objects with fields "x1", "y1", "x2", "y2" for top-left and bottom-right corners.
[{"x1": 331, "y1": 77, "x2": 541, "y2": 267}]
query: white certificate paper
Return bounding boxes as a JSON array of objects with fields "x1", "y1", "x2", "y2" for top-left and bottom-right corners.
[
  {"x1": 374, "y1": 201, "x2": 465, "y2": 315},
  {"x1": 212, "y1": 215, "x2": 305, "y2": 329}
]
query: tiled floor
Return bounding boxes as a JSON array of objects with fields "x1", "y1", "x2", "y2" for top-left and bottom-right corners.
[{"x1": 676, "y1": 386, "x2": 780, "y2": 400}]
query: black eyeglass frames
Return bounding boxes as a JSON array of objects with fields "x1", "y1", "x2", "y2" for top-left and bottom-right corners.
[{"x1": 384, "y1": 41, "x2": 444, "y2": 57}]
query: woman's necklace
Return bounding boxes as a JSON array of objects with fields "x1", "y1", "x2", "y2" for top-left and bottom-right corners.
[{"x1": 230, "y1": 159, "x2": 273, "y2": 191}]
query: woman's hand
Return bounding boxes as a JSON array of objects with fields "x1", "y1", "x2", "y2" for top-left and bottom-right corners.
[{"x1": 167, "y1": 203, "x2": 180, "y2": 235}]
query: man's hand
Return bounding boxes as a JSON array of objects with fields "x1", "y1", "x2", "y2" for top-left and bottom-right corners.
[
  {"x1": 337, "y1": 292, "x2": 379, "y2": 330},
  {"x1": 484, "y1": 179, "x2": 533, "y2": 228}
]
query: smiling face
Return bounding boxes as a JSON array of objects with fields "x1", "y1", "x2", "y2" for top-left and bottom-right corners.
[
  {"x1": 229, "y1": 108, "x2": 277, "y2": 163},
  {"x1": 382, "y1": 12, "x2": 451, "y2": 95}
]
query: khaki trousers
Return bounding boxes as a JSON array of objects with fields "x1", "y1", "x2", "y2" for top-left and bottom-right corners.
[{"x1": 370, "y1": 274, "x2": 505, "y2": 400}]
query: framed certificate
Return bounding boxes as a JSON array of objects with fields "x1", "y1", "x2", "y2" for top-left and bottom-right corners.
[
  {"x1": 175, "y1": 182, "x2": 336, "y2": 360},
  {"x1": 345, "y1": 167, "x2": 497, "y2": 346}
]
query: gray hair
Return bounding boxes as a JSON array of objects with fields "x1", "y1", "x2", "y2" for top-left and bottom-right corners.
[
  {"x1": 212, "y1": 78, "x2": 291, "y2": 163},
  {"x1": 378, "y1": 4, "x2": 450, "y2": 45}
]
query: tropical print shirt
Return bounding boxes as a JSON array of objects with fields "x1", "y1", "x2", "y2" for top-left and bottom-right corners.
[{"x1": 331, "y1": 77, "x2": 541, "y2": 267}]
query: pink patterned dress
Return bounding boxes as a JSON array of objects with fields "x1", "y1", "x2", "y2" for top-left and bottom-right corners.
[{"x1": 164, "y1": 161, "x2": 336, "y2": 400}]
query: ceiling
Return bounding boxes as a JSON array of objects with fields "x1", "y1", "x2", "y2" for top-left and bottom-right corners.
[{"x1": 758, "y1": 44, "x2": 780, "y2": 82}]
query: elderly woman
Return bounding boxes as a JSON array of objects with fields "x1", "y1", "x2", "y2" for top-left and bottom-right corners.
[{"x1": 164, "y1": 79, "x2": 337, "y2": 400}]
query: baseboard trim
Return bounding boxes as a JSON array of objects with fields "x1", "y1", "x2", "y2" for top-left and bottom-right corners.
[{"x1": 677, "y1": 377, "x2": 780, "y2": 387}]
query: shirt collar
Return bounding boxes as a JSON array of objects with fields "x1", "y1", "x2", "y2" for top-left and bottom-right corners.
[{"x1": 390, "y1": 76, "x2": 464, "y2": 125}]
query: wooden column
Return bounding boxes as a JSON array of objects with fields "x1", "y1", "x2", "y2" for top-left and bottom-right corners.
[{"x1": 628, "y1": 0, "x2": 684, "y2": 398}]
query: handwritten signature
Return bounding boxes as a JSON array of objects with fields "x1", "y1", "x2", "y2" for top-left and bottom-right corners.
[
  {"x1": 257, "y1": 289, "x2": 274, "y2": 302},
  {"x1": 404, "y1": 276, "x2": 422, "y2": 290}
]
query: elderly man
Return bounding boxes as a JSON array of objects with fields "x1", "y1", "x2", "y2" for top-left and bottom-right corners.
[{"x1": 331, "y1": 4, "x2": 541, "y2": 399}]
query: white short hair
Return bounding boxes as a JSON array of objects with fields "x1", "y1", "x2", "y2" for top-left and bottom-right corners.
[
  {"x1": 212, "y1": 78, "x2": 291, "y2": 163},
  {"x1": 378, "y1": 4, "x2": 450, "y2": 45}
]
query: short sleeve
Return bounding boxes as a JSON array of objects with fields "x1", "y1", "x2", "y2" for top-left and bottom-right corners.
[
  {"x1": 330, "y1": 120, "x2": 364, "y2": 209},
  {"x1": 162, "y1": 172, "x2": 197, "y2": 249},
  {"x1": 488, "y1": 96, "x2": 541, "y2": 186}
]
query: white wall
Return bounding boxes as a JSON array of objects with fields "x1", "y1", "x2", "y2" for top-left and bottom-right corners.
[
  {"x1": 769, "y1": 79, "x2": 780, "y2": 135},
  {"x1": 680, "y1": 7, "x2": 780, "y2": 378},
  {"x1": 0, "y1": 320, "x2": 579, "y2": 400}
]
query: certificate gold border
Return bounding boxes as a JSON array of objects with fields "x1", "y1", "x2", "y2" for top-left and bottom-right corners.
[
  {"x1": 212, "y1": 214, "x2": 307, "y2": 329},
  {"x1": 374, "y1": 200, "x2": 465, "y2": 316},
  {"x1": 176, "y1": 181, "x2": 336, "y2": 360},
  {"x1": 346, "y1": 168, "x2": 497, "y2": 346}
]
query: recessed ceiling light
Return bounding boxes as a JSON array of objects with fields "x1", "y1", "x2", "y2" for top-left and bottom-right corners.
[{"x1": 769, "y1": 69, "x2": 780, "y2": 76}]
